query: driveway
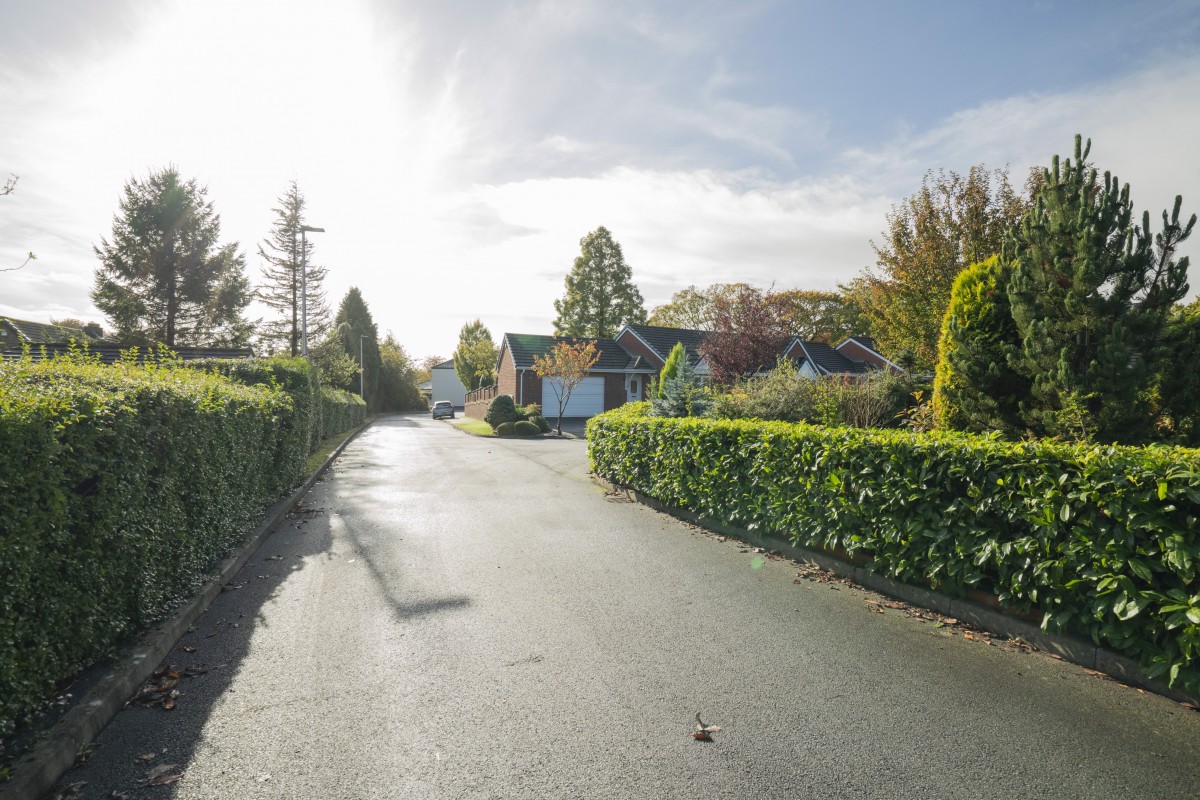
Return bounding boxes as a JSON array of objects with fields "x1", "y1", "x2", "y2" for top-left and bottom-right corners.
[{"x1": 51, "y1": 414, "x2": 1200, "y2": 799}]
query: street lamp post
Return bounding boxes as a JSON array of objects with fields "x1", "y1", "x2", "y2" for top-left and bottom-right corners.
[{"x1": 299, "y1": 225, "x2": 324, "y2": 357}]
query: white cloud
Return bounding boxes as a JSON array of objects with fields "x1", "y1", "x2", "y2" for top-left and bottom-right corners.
[{"x1": 2, "y1": 3, "x2": 1197, "y2": 361}]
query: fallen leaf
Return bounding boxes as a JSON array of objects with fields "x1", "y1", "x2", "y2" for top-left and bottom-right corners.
[
  {"x1": 145, "y1": 764, "x2": 183, "y2": 785},
  {"x1": 182, "y1": 646, "x2": 197, "y2": 653},
  {"x1": 55, "y1": 781, "x2": 87, "y2": 798},
  {"x1": 135, "y1": 753, "x2": 157, "y2": 764},
  {"x1": 257, "y1": 773, "x2": 272, "y2": 783},
  {"x1": 265, "y1": 555, "x2": 283, "y2": 561}
]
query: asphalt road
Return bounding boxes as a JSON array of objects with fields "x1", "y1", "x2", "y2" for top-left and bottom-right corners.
[{"x1": 51, "y1": 414, "x2": 1200, "y2": 799}]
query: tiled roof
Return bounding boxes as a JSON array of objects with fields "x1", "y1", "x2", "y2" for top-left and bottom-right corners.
[
  {"x1": 1, "y1": 342, "x2": 255, "y2": 364},
  {"x1": 619, "y1": 324, "x2": 711, "y2": 365},
  {"x1": 791, "y1": 339, "x2": 869, "y2": 375},
  {"x1": 838, "y1": 335, "x2": 881, "y2": 354},
  {"x1": 501, "y1": 333, "x2": 651, "y2": 372},
  {"x1": 432, "y1": 359, "x2": 455, "y2": 370},
  {"x1": 1, "y1": 317, "x2": 97, "y2": 344}
]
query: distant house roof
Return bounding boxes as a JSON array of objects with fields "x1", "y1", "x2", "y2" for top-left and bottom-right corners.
[
  {"x1": 618, "y1": 324, "x2": 711, "y2": 366},
  {"x1": 500, "y1": 333, "x2": 653, "y2": 373},
  {"x1": 788, "y1": 339, "x2": 870, "y2": 376},
  {"x1": 432, "y1": 359, "x2": 455, "y2": 370},
  {"x1": 0, "y1": 316, "x2": 104, "y2": 345},
  {"x1": 1, "y1": 340, "x2": 255, "y2": 364}
]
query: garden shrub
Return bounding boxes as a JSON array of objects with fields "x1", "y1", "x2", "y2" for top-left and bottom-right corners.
[
  {"x1": 485, "y1": 394, "x2": 518, "y2": 429},
  {"x1": 0, "y1": 357, "x2": 294, "y2": 737},
  {"x1": 495, "y1": 421, "x2": 516, "y2": 437},
  {"x1": 588, "y1": 404, "x2": 1200, "y2": 692},
  {"x1": 932, "y1": 256, "x2": 1029, "y2": 437},
  {"x1": 712, "y1": 360, "x2": 913, "y2": 429},
  {"x1": 513, "y1": 420, "x2": 541, "y2": 436},
  {"x1": 530, "y1": 414, "x2": 551, "y2": 433}
]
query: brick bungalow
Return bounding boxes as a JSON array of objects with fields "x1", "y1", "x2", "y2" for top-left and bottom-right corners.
[{"x1": 467, "y1": 324, "x2": 898, "y2": 420}]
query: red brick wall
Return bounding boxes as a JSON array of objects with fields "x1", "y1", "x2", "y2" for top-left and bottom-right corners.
[
  {"x1": 496, "y1": 347, "x2": 518, "y2": 398},
  {"x1": 603, "y1": 373, "x2": 627, "y2": 410},
  {"x1": 615, "y1": 330, "x2": 664, "y2": 368}
]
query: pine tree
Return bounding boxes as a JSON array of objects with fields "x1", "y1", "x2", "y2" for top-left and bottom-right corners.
[
  {"x1": 932, "y1": 256, "x2": 1029, "y2": 436},
  {"x1": 1157, "y1": 300, "x2": 1200, "y2": 445},
  {"x1": 1004, "y1": 135, "x2": 1194, "y2": 443},
  {"x1": 553, "y1": 226, "x2": 646, "y2": 338},
  {"x1": 92, "y1": 166, "x2": 252, "y2": 347},
  {"x1": 256, "y1": 181, "x2": 330, "y2": 355},
  {"x1": 452, "y1": 319, "x2": 498, "y2": 390},
  {"x1": 332, "y1": 288, "x2": 381, "y2": 410}
]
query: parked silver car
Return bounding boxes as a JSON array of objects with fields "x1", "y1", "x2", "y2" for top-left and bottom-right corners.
[{"x1": 431, "y1": 400, "x2": 455, "y2": 420}]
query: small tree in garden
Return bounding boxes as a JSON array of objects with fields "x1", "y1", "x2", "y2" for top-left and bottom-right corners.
[
  {"x1": 532, "y1": 339, "x2": 601, "y2": 435},
  {"x1": 650, "y1": 355, "x2": 711, "y2": 418},
  {"x1": 932, "y1": 256, "x2": 1030, "y2": 436},
  {"x1": 699, "y1": 284, "x2": 791, "y2": 385},
  {"x1": 657, "y1": 342, "x2": 687, "y2": 399}
]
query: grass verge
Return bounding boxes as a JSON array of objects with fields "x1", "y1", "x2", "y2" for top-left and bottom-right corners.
[
  {"x1": 454, "y1": 418, "x2": 494, "y2": 436},
  {"x1": 306, "y1": 426, "x2": 360, "y2": 473}
]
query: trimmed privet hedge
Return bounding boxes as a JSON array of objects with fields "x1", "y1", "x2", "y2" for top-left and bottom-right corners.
[
  {"x1": 0, "y1": 360, "x2": 291, "y2": 735},
  {"x1": 588, "y1": 403, "x2": 1200, "y2": 691},
  {"x1": 320, "y1": 386, "x2": 367, "y2": 439},
  {"x1": 0, "y1": 357, "x2": 364, "y2": 738},
  {"x1": 186, "y1": 356, "x2": 320, "y2": 490}
]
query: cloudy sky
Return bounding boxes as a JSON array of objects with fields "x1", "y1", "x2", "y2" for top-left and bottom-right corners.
[{"x1": 2, "y1": 0, "x2": 1198, "y2": 360}]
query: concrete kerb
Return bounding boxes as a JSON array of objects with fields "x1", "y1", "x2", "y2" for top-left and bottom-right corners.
[
  {"x1": 594, "y1": 475, "x2": 1200, "y2": 709},
  {"x1": 0, "y1": 421, "x2": 372, "y2": 800}
]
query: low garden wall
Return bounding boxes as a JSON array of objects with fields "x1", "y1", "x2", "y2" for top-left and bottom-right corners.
[{"x1": 587, "y1": 402, "x2": 1200, "y2": 694}]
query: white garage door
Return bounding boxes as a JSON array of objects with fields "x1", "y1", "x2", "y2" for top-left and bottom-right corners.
[{"x1": 541, "y1": 376, "x2": 605, "y2": 417}]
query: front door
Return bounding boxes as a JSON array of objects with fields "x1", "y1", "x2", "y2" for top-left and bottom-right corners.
[{"x1": 627, "y1": 375, "x2": 642, "y2": 402}]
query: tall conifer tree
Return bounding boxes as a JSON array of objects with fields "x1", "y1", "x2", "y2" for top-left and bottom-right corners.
[
  {"x1": 553, "y1": 226, "x2": 646, "y2": 339},
  {"x1": 332, "y1": 287, "x2": 381, "y2": 409},
  {"x1": 257, "y1": 181, "x2": 331, "y2": 355},
  {"x1": 92, "y1": 166, "x2": 252, "y2": 347}
]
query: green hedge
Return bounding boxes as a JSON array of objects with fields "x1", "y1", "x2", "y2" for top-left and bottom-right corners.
[
  {"x1": 0, "y1": 359, "x2": 293, "y2": 735},
  {"x1": 588, "y1": 403, "x2": 1200, "y2": 691},
  {"x1": 320, "y1": 386, "x2": 367, "y2": 439},
  {"x1": 0, "y1": 356, "x2": 365, "y2": 738},
  {"x1": 186, "y1": 356, "x2": 319, "y2": 491}
]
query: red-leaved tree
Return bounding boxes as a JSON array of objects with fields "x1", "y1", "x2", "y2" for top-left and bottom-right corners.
[{"x1": 699, "y1": 285, "x2": 791, "y2": 385}]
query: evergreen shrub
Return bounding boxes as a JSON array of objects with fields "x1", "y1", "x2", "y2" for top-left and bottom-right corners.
[
  {"x1": 513, "y1": 420, "x2": 541, "y2": 436},
  {"x1": 485, "y1": 394, "x2": 518, "y2": 429},
  {"x1": 495, "y1": 421, "x2": 516, "y2": 437},
  {"x1": 530, "y1": 414, "x2": 551, "y2": 433},
  {"x1": 588, "y1": 404, "x2": 1200, "y2": 692}
]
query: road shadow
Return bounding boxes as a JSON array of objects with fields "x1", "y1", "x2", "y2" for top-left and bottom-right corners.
[{"x1": 50, "y1": 440, "x2": 469, "y2": 799}]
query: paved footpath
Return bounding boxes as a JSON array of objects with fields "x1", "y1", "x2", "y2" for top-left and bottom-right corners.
[{"x1": 49, "y1": 415, "x2": 1200, "y2": 799}]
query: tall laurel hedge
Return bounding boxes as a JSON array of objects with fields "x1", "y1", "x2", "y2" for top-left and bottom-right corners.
[
  {"x1": 588, "y1": 404, "x2": 1200, "y2": 692},
  {"x1": 0, "y1": 355, "x2": 364, "y2": 738}
]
